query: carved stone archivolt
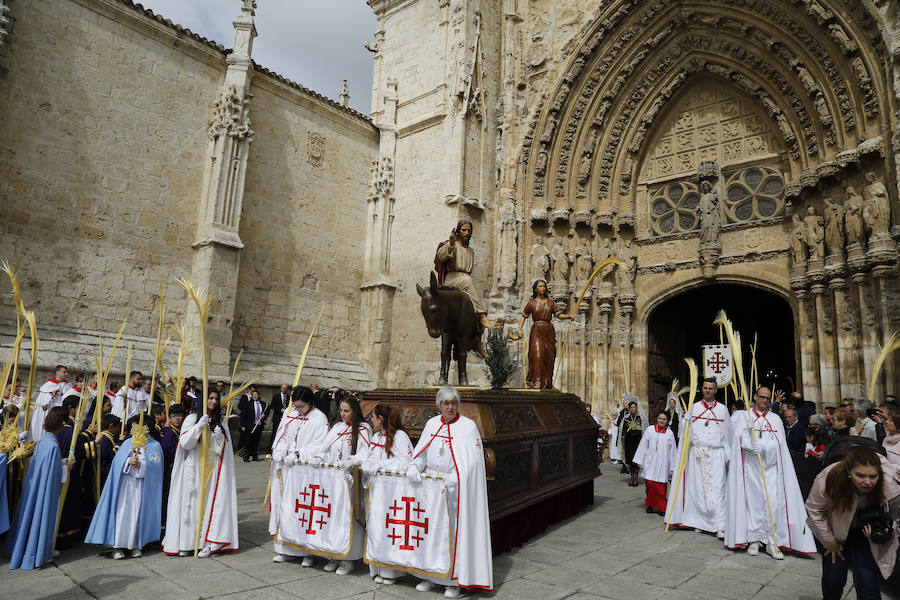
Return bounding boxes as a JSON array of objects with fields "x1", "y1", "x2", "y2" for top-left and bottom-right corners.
[{"x1": 500, "y1": 0, "x2": 895, "y2": 410}]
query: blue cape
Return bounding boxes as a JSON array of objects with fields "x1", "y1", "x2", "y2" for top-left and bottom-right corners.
[
  {"x1": 85, "y1": 437, "x2": 164, "y2": 548},
  {"x1": 0, "y1": 453, "x2": 9, "y2": 535},
  {"x1": 3, "y1": 434, "x2": 63, "y2": 569}
]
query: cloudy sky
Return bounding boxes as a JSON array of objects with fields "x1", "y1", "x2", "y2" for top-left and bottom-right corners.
[{"x1": 137, "y1": 0, "x2": 377, "y2": 113}]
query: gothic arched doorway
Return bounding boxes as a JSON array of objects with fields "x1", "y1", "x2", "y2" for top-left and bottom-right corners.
[{"x1": 646, "y1": 283, "x2": 796, "y2": 415}]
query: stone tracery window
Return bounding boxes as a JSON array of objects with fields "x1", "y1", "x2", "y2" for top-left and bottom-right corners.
[
  {"x1": 722, "y1": 165, "x2": 785, "y2": 222},
  {"x1": 640, "y1": 81, "x2": 789, "y2": 237},
  {"x1": 649, "y1": 181, "x2": 700, "y2": 235}
]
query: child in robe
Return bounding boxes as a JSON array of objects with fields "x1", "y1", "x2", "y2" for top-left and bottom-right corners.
[{"x1": 85, "y1": 416, "x2": 164, "y2": 559}]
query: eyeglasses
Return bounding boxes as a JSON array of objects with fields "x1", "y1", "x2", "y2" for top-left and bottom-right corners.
[{"x1": 756, "y1": 395, "x2": 771, "y2": 400}]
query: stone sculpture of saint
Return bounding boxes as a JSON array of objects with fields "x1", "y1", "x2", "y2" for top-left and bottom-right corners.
[
  {"x1": 497, "y1": 201, "x2": 517, "y2": 289},
  {"x1": 548, "y1": 239, "x2": 570, "y2": 284},
  {"x1": 863, "y1": 172, "x2": 891, "y2": 238},
  {"x1": 512, "y1": 279, "x2": 572, "y2": 389},
  {"x1": 844, "y1": 186, "x2": 865, "y2": 246},
  {"x1": 823, "y1": 197, "x2": 844, "y2": 257},
  {"x1": 803, "y1": 205, "x2": 825, "y2": 261},
  {"x1": 790, "y1": 213, "x2": 807, "y2": 264},
  {"x1": 615, "y1": 239, "x2": 637, "y2": 294},
  {"x1": 530, "y1": 236, "x2": 550, "y2": 281},
  {"x1": 574, "y1": 241, "x2": 594, "y2": 287},
  {"x1": 698, "y1": 180, "x2": 722, "y2": 246}
]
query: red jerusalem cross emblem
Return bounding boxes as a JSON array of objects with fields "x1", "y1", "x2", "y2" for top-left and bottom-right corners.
[
  {"x1": 295, "y1": 484, "x2": 331, "y2": 535},
  {"x1": 706, "y1": 352, "x2": 729, "y2": 374},
  {"x1": 385, "y1": 496, "x2": 429, "y2": 551}
]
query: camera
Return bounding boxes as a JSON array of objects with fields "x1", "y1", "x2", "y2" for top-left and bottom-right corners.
[
  {"x1": 866, "y1": 407, "x2": 879, "y2": 418},
  {"x1": 858, "y1": 507, "x2": 894, "y2": 544}
]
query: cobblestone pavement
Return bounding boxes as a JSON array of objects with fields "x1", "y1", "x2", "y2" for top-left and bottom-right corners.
[{"x1": 0, "y1": 458, "x2": 887, "y2": 599}]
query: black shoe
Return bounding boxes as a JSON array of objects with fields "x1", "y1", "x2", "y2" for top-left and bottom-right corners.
[
  {"x1": 620, "y1": 464, "x2": 628, "y2": 474},
  {"x1": 252, "y1": 456, "x2": 259, "y2": 462},
  {"x1": 655, "y1": 510, "x2": 665, "y2": 516},
  {"x1": 646, "y1": 507, "x2": 654, "y2": 514}
]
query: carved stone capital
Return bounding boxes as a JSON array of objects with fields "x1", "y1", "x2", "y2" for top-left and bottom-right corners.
[
  {"x1": 827, "y1": 277, "x2": 848, "y2": 292},
  {"x1": 847, "y1": 243, "x2": 868, "y2": 273},
  {"x1": 866, "y1": 233, "x2": 898, "y2": 268}
]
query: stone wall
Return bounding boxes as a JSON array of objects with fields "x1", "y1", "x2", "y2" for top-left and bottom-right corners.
[
  {"x1": 235, "y1": 74, "x2": 379, "y2": 378},
  {"x1": 0, "y1": 0, "x2": 378, "y2": 389},
  {"x1": 0, "y1": 0, "x2": 221, "y2": 337}
]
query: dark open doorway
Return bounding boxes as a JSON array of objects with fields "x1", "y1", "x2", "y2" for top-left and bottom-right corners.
[{"x1": 646, "y1": 283, "x2": 796, "y2": 416}]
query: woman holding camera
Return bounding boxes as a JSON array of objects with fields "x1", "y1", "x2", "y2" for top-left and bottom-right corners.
[{"x1": 806, "y1": 447, "x2": 900, "y2": 599}]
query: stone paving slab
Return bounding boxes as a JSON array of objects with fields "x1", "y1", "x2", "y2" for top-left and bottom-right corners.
[{"x1": 0, "y1": 459, "x2": 896, "y2": 599}]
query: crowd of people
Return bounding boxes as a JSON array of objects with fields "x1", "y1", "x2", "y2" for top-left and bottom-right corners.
[
  {"x1": 609, "y1": 379, "x2": 900, "y2": 599},
  {"x1": 0, "y1": 369, "x2": 491, "y2": 598}
]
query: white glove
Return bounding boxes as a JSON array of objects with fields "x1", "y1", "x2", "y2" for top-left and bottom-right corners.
[
  {"x1": 751, "y1": 441, "x2": 761, "y2": 455},
  {"x1": 197, "y1": 415, "x2": 210, "y2": 428},
  {"x1": 344, "y1": 453, "x2": 364, "y2": 467},
  {"x1": 746, "y1": 421, "x2": 756, "y2": 432},
  {"x1": 18, "y1": 431, "x2": 32, "y2": 443},
  {"x1": 338, "y1": 457, "x2": 355, "y2": 469},
  {"x1": 272, "y1": 451, "x2": 284, "y2": 465},
  {"x1": 406, "y1": 464, "x2": 422, "y2": 484},
  {"x1": 362, "y1": 460, "x2": 378, "y2": 477},
  {"x1": 308, "y1": 456, "x2": 323, "y2": 468}
]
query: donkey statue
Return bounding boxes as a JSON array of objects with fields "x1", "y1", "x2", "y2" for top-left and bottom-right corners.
[{"x1": 416, "y1": 271, "x2": 483, "y2": 386}]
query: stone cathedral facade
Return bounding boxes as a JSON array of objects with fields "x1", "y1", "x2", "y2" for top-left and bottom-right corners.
[{"x1": 1, "y1": 0, "x2": 899, "y2": 416}]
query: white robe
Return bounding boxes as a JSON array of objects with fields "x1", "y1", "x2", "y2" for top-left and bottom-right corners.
[
  {"x1": 30, "y1": 379, "x2": 69, "y2": 441},
  {"x1": 363, "y1": 429, "x2": 414, "y2": 580},
  {"x1": 632, "y1": 425, "x2": 678, "y2": 484},
  {"x1": 114, "y1": 449, "x2": 146, "y2": 549},
  {"x1": 269, "y1": 406, "x2": 330, "y2": 557},
  {"x1": 608, "y1": 407, "x2": 622, "y2": 462},
  {"x1": 411, "y1": 415, "x2": 493, "y2": 592},
  {"x1": 725, "y1": 410, "x2": 816, "y2": 553},
  {"x1": 161, "y1": 414, "x2": 238, "y2": 554},
  {"x1": 308, "y1": 421, "x2": 375, "y2": 561},
  {"x1": 665, "y1": 400, "x2": 732, "y2": 533},
  {"x1": 317, "y1": 422, "x2": 374, "y2": 463}
]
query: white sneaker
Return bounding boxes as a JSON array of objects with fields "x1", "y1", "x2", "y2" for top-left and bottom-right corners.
[
  {"x1": 301, "y1": 556, "x2": 314, "y2": 567},
  {"x1": 716, "y1": 530, "x2": 725, "y2": 539},
  {"x1": 444, "y1": 586, "x2": 461, "y2": 599},
  {"x1": 693, "y1": 528, "x2": 703, "y2": 533},
  {"x1": 179, "y1": 551, "x2": 191, "y2": 557},
  {"x1": 416, "y1": 580, "x2": 436, "y2": 592},
  {"x1": 766, "y1": 544, "x2": 784, "y2": 560},
  {"x1": 272, "y1": 554, "x2": 287, "y2": 563},
  {"x1": 130, "y1": 549, "x2": 142, "y2": 558},
  {"x1": 198, "y1": 547, "x2": 211, "y2": 558},
  {"x1": 374, "y1": 576, "x2": 385, "y2": 584},
  {"x1": 335, "y1": 560, "x2": 353, "y2": 575},
  {"x1": 747, "y1": 542, "x2": 759, "y2": 556},
  {"x1": 382, "y1": 577, "x2": 397, "y2": 585},
  {"x1": 111, "y1": 549, "x2": 125, "y2": 560},
  {"x1": 323, "y1": 559, "x2": 339, "y2": 572}
]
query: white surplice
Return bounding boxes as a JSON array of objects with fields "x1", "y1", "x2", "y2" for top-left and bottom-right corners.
[
  {"x1": 269, "y1": 405, "x2": 330, "y2": 557},
  {"x1": 632, "y1": 425, "x2": 678, "y2": 484},
  {"x1": 111, "y1": 386, "x2": 143, "y2": 421},
  {"x1": 725, "y1": 410, "x2": 816, "y2": 553},
  {"x1": 114, "y1": 448, "x2": 146, "y2": 550},
  {"x1": 30, "y1": 379, "x2": 70, "y2": 441},
  {"x1": 665, "y1": 400, "x2": 732, "y2": 533},
  {"x1": 161, "y1": 414, "x2": 238, "y2": 555}
]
